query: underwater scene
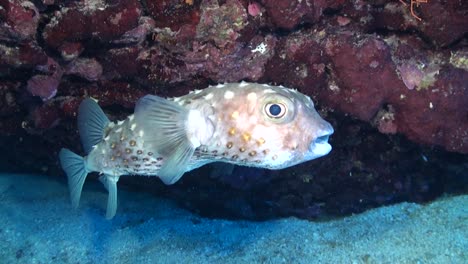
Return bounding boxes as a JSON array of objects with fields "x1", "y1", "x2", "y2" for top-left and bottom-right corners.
[{"x1": 0, "y1": 0, "x2": 467, "y2": 263}]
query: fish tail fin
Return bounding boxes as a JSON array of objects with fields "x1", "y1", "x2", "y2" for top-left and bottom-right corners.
[
  {"x1": 78, "y1": 98, "x2": 110, "y2": 154},
  {"x1": 99, "y1": 175, "x2": 119, "y2": 219},
  {"x1": 59, "y1": 148, "x2": 89, "y2": 208}
]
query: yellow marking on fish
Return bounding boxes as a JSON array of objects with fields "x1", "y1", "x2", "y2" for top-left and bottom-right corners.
[
  {"x1": 125, "y1": 148, "x2": 132, "y2": 154},
  {"x1": 242, "y1": 132, "x2": 251, "y2": 142},
  {"x1": 249, "y1": 151, "x2": 257, "y2": 157},
  {"x1": 239, "y1": 147, "x2": 246, "y2": 152},
  {"x1": 111, "y1": 142, "x2": 116, "y2": 149},
  {"x1": 129, "y1": 140, "x2": 136, "y2": 146},
  {"x1": 231, "y1": 111, "x2": 239, "y2": 119},
  {"x1": 227, "y1": 142, "x2": 233, "y2": 149},
  {"x1": 257, "y1": 138, "x2": 265, "y2": 146},
  {"x1": 228, "y1": 128, "x2": 236, "y2": 136}
]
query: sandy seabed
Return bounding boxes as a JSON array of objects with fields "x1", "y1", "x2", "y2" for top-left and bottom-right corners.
[{"x1": 0, "y1": 173, "x2": 466, "y2": 264}]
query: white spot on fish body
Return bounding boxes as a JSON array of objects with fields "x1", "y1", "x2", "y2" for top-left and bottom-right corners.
[
  {"x1": 239, "y1": 82, "x2": 248, "y2": 87},
  {"x1": 204, "y1": 93, "x2": 214, "y2": 100},
  {"x1": 130, "y1": 123, "x2": 136, "y2": 130},
  {"x1": 247, "y1": 92, "x2": 257, "y2": 101},
  {"x1": 263, "y1": 88, "x2": 275, "y2": 94},
  {"x1": 224, "y1": 90, "x2": 235, "y2": 99},
  {"x1": 128, "y1": 115, "x2": 134, "y2": 121},
  {"x1": 139, "y1": 130, "x2": 144, "y2": 137},
  {"x1": 194, "y1": 89, "x2": 202, "y2": 94},
  {"x1": 117, "y1": 120, "x2": 124, "y2": 125},
  {"x1": 115, "y1": 127, "x2": 122, "y2": 133},
  {"x1": 216, "y1": 84, "x2": 225, "y2": 88}
]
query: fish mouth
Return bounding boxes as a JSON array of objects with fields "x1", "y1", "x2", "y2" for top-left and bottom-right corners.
[
  {"x1": 315, "y1": 134, "x2": 330, "y2": 145},
  {"x1": 309, "y1": 140, "x2": 332, "y2": 157},
  {"x1": 308, "y1": 126, "x2": 333, "y2": 158}
]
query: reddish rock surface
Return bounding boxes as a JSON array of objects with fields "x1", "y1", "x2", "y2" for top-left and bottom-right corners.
[
  {"x1": 0, "y1": 42, "x2": 48, "y2": 73},
  {"x1": 371, "y1": 0, "x2": 468, "y2": 47},
  {"x1": 146, "y1": 0, "x2": 200, "y2": 31},
  {"x1": 42, "y1": 0, "x2": 142, "y2": 49},
  {"x1": 0, "y1": 0, "x2": 39, "y2": 41},
  {"x1": 0, "y1": 0, "x2": 466, "y2": 219}
]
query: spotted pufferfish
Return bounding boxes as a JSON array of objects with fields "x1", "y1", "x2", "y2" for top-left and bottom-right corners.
[{"x1": 59, "y1": 82, "x2": 334, "y2": 219}]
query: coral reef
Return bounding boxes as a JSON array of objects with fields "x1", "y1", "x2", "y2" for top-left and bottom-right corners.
[{"x1": 0, "y1": 0, "x2": 466, "y2": 219}]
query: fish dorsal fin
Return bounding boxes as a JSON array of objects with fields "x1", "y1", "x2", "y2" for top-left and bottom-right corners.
[
  {"x1": 78, "y1": 98, "x2": 110, "y2": 154},
  {"x1": 134, "y1": 95, "x2": 196, "y2": 185}
]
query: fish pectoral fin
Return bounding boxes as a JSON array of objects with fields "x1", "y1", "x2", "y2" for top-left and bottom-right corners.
[
  {"x1": 158, "y1": 145, "x2": 195, "y2": 185},
  {"x1": 135, "y1": 95, "x2": 197, "y2": 185},
  {"x1": 59, "y1": 148, "x2": 89, "y2": 208},
  {"x1": 78, "y1": 98, "x2": 110, "y2": 154},
  {"x1": 99, "y1": 175, "x2": 119, "y2": 219}
]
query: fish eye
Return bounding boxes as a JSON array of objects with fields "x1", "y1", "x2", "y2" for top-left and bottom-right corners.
[{"x1": 265, "y1": 103, "x2": 287, "y2": 119}]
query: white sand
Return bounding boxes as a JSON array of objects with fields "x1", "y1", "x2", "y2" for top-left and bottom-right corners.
[{"x1": 0, "y1": 173, "x2": 466, "y2": 263}]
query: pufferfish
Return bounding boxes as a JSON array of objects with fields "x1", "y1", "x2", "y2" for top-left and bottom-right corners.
[{"x1": 59, "y1": 82, "x2": 334, "y2": 219}]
